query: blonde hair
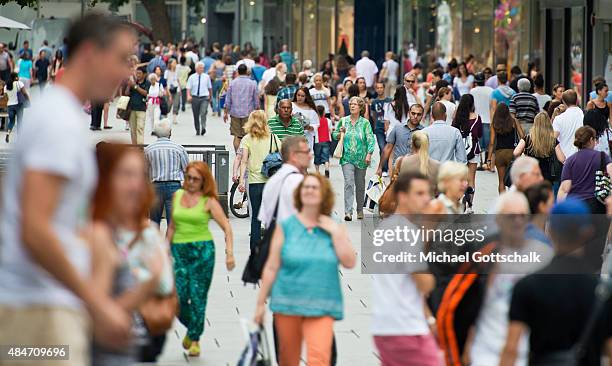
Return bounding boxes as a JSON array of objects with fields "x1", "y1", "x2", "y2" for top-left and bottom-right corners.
[
  {"x1": 244, "y1": 110, "x2": 271, "y2": 139},
  {"x1": 437, "y1": 161, "x2": 468, "y2": 193},
  {"x1": 411, "y1": 131, "x2": 431, "y2": 176},
  {"x1": 528, "y1": 112, "x2": 556, "y2": 158}
]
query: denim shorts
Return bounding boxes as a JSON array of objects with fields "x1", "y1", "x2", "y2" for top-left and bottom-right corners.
[{"x1": 314, "y1": 141, "x2": 330, "y2": 165}]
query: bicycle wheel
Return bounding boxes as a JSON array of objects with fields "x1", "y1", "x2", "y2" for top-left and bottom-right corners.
[{"x1": 229, "y1": 182, "x2": 250, "y2": 218}]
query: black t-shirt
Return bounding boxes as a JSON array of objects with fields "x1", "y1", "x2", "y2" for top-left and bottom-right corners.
[
  {"x1": 510, "y1": 256, "x2": 612, "y2": 365},
  {"x1": 524, "y1": 135, "x2": 560, "y2": 182},
  {"x1": 128, "y1": 79, "x2": 151, "y2": 112},
  {"x1": 35, "y1": 58, "x2": 49, "y2": 81},
  {"x1": 495, "y1": 127, "x2": 517, "y2": 150}
]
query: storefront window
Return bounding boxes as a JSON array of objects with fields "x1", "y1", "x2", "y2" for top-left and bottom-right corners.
[
  {"x1": 337, "y1": 0, "x2": 354, "y2": 56},
  {"x1": 570, "y1": 7, "x2": 584, "y2": 97},
  {"x1": 462, "y1": 0, "x2": 493, "y2": 69},
  {"x1": 317, "y1": 0, "x2": 335, "y2": 69},
  {"x1": 494, "y1": 0, "x2": 523, "y2": 68},
  {"x1": 241, "y1": 0, "x2": 264, "y2": 52},
  {"x1": 303, "y1": 0, "x2": 317, "y2": 65}
]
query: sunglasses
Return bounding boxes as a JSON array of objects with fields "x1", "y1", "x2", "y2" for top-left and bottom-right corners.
[{"x1": 404, "y1": 79, "x2": 415, "y2": 83}]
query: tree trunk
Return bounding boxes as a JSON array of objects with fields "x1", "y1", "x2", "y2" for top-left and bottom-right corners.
[{"x1": 141, "y1": 0, "x2": 172, "y2": 43}]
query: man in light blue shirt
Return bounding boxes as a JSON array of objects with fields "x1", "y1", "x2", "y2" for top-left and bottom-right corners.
[
  {"x1": 146, "y1": 46, "x2": 166, "y2": 74},
  {"x1": 186, "y1": 62, "x2": 213, "y2": 135},
  {"x1": 423, "y1": 102, "x2": 467, "y2": 163}
]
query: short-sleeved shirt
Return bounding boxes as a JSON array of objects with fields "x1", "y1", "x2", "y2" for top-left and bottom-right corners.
[
  {"x1": 309, "y1": 87, "x2": 331, "y2": 114},
  {"x1": 491, "y1": 86, "x2": 515, "y2": 106},
  {"x1": 186, "y1": 72, "x2": 212, "y2": 97},
  {"x1": 510, "y1": 256, "x2": 612, "y2": 365},
  {"x1": 386, "y1": 123, "x2": 424, "y2": 163},
  {"x1": 533, "y1": 92, "x2": 552, "y2": 112},
  {"x1": 242, "y1": 133, "x2": 281, "y2": 184},
  {"x1": 267, "y1": 115, "x2": 305, "y2": 140},
  {"x1": 561, "y1": 148, "x2": 612, "y2": 201},
  {"x1": 0, "y1": 85, "x2": 97, "y2": 308},
  {"x1": 17, "y1": 59, "x2": 33, "y2": 79},
  {"x1": 279, "y1": 51, "x2": 294, "y2": 70},
  {"x1": 382, "y1": 59, "x2": 399, "y2": 82},
  {"x1": 128, "y1": 79, "x2": 151, "y2": 112},
  {"x1": 553, "y1": 106, "x2": 584, "y2": 158},
  {"x1": 34, "y1": 58, "x2": 49, "y2": 81},
  {"x1": 509, "y1": 92, "x2": 539, "y2": 124},
  {"x1": 371, "y1": 97, "x2": 392, "y2": 133}
]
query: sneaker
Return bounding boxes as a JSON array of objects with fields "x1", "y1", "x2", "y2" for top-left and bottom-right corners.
[
  {"x1": 182, "y1": 335, "x2": 192, "y2": 350},
  {"x1": 382, "y1": 171, "x2": 389, "y2": 177},
  {"x1": 344, "y1": 214, "x2": 352, "y2": 221},
  {"x1": 357, "y1": 212, "x2": 364, "y2": 220},
  {"x1": 188, "y1": 342, "x2": 200, "y2": 357}
]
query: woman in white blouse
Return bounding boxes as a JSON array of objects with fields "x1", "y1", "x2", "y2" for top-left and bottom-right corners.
[
  {"x1": 453, "y1": 62, "x2": 474, "y2": 97},
  {"x1": 292, "y1": 86, "x2": 320, "y2": 149},
  {"x1": 145, "y1": 73, "x2": 164, "y2": 137}
]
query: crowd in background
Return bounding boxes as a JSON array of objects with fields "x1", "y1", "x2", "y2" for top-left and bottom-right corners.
[{"x1": 1, "y1": 12, "x2": 612, "y2": 366}]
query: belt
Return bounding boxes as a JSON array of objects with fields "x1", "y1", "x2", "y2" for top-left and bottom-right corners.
[
  {"x1": 153, "y1": 180, "x2": 181, "y2": 184},
  {"x1": 192, "y1": 95, "x2": 209, "y2": 98}
]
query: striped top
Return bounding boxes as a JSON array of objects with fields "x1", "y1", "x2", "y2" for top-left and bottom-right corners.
[
  {"x1": 144, "y1": 138, "x2": 189, "y2": 182},
  {"x1": 509, "y1": 92, "x2": 539, "y2": 124},
  {"x1": 267, "y1": 115, "x2": 305, "y2": 141}
]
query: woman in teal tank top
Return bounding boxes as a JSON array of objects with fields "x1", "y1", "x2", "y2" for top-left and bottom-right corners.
[
  {"x1": 254, "y1": 174, "x2": 356, "y2": 366},
  {"x1": 167, "y1": 161, "x2": 235, "y2": 358}
]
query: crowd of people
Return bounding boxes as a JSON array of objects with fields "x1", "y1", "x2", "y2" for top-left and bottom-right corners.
[{"x1": 1, "y1": 12, "x2": 612, "y2": 366}]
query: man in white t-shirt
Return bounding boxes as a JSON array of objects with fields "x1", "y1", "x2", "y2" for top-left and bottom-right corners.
[
  {"x1": 372, "y1": 172, "x2": 441, "y2": 366},
  {"x1": 261, "y1": 59, "x2": 278, "y2": 86},
  {"x1": 355, "y1": 50, "x2": 379, "y2": 89},
  {"x1": 0, "y1": 14, "x2": 135, "y2": 365},
  {"x1": 470, "y1": 72, "x2": 494, "y2": 169},
  {"x1": 553, "y1": 89, "x2": 583, "y2": 158}
]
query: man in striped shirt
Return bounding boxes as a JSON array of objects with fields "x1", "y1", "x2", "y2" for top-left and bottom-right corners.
[
  {"x1": 267, "y1": 99, "x2": 305, "y2": 140},
  {"x1": 145, "y1": 120, "x2": 190, "y2": 225},
  {"x1": 509, "y1": 78, "x2": 539, "y2": 133}
]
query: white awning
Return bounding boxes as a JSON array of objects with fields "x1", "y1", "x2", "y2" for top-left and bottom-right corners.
[{"x1": 0, "y1": 16, "x2": 30, "y2": 30}]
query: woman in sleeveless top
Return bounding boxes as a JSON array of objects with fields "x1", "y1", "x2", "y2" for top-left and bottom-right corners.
[
  {"x1": 452, "y1": 94, "x2": 482, "y2": 206},
  {"x1": 488, "y1": 103, "x2": 524, "y2": 193},
  {"x1": 586, "y1": 82, "x2": 611, "y2": 122},
  {"x1": 167, "y1": 161, "x2": 235, "y2": 357},
  {"x1": 254, "y1": 174, "x2": 356, "y2": 366},
  {"x1": 90, "y1": 143, "x2": 172, "y2": 365}
]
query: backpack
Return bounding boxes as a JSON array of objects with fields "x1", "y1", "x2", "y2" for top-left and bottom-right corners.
[{"x1": 260, "y1": 135, "x2": 282, "y2": 178}]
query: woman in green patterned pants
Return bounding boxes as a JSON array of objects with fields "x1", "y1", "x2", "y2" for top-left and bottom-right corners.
[{"x1": 167, "y1": 161, "x2": 235, "y2": 358}]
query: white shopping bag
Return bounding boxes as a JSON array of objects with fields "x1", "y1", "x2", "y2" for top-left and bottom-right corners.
[{"x1": 364, "y1": 175, "x2": 386, "y2": 212}]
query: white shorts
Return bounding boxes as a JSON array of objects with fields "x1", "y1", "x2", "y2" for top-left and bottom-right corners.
[{"x1": 468, "y1": 154, "x2": 480, "y2": 164}]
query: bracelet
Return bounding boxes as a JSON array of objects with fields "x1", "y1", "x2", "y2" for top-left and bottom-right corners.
[{"x1": 225, "y1": 249, "x2": 233, "y2": 255}]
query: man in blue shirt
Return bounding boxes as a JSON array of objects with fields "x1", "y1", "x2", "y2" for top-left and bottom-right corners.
[
  {"x1": 200, "y1": 51, "x2": 215, "y2": 74},
  {"x1": 251, "y1": 56, "x2": 266, "y2": 84},
  {"x1": 146, "y1": 46, "x2": 166, "y2": 74},
  {"x1": 491, "y1": 72, "x2": 515, "y2": 106}
]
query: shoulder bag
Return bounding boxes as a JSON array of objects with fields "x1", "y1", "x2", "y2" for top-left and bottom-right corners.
[
  {"x1": 594, "y1": 151, "x2": 611, "y2": 204},
  {"x1": 242, "y1": 172, "x2": 299, "y2": 284},
  {"x1": 261, "y1": 134, "x2": 282, "y2": 178},
  {"x1": 333, "y1": 118, "x2": 345, "y2": 159}
]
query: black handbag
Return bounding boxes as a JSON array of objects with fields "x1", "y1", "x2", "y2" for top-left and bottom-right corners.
[
  {"x1": 242, "y1": 172, "x2": 299, "y2": 284},
  {"x1": 160, "y1": 96, "x2": 169, "y2": 115}
]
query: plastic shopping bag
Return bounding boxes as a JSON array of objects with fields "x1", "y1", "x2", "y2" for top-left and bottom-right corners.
[
  {"x1": 364, "y1": 175, "x2": 386, "y2": 212},
  {"x1": 237, "y1": 320, "x2": 272, "y2": 366}
]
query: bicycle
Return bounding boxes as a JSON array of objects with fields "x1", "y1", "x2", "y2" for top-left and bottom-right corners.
[{"x1": 229, "y1": 181, "x2": 249, "y2": 218}]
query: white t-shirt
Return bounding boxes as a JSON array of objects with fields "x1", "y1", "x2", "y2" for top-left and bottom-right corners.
[
  {"x1": 292, "y1": 103, "x2": 319, "y2": 146},
  {"x1": 309, "y1": 87, "x2": 331, "y2": 114},
  {"x1": 470, "y1": 86, "x2": 493, "y2": 124},
  {"x1": 453, "y1": 75, "x2": 474, "y2": 96},
  {"x1": 262, "y1": 67, "x2": 277, "y2": 84},
  {"x1": 553, "y1": 106, "x2": 584, "y2": 158},
  {"x1": 236, "y1": 58, "x2": 255, "y2": 71},
  {"x1": 382, "y1": 59, "x2": 399, "y2": 82},
  {"x1": 147, "y1": 82, "x2": 164, "y2": 105},
  {"x1": 533, "y1": 92, "x2": 552, "y2": 112},
  {"x1": 440, "y1": 100, "x2": 456, "y2": 125},
  {"x1": 371, "y1": 216, "x2": 430, "y2": 336},
  {"x1": 383, "y1": 102, "x2": 409, "y2": 137},
  {"x1": 0, "y1": 85, "x2": 97, "y2": 308},
  {"x1": 164, "y1": 69, "x2": 179, "y2": 89},
  {"x1": 356, "y1": 57, "x2": 379, "y2": 87},
  {"x1": 5, "y1": 81, "x2": 24, "y2": 106}
]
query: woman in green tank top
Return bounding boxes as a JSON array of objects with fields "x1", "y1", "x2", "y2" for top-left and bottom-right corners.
[{"x1": 167, "y1": 161, "x2": 235, "y2": 358}]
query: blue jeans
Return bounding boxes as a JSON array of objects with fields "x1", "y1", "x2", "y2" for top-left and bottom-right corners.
[
  {"x1": 212, "y1": 79, "x2": 223, "y2": 113},
  {"x1": 248, "y1": 183, "x2": 265, "y2": 252},
  {"x1": 480, "y1": 123, "x2": 491, "y2": 160},
  {"x1": 7, "y1": 104, "x2": 22, "y2": 131},
  {"x1": 150, "y1": 181, "x2": 181, "y2": 225},
  {"x1": 375, "y1": 129, "x2": 388, "y2": 173}
]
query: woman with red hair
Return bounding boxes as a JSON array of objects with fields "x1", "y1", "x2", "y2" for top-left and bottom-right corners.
[
  {"x1": 90, "y1": 142, "x2": 174, "y2": 365},
  {"x1": 166, "y1": 161, "x2": 235, "y2": 357}
]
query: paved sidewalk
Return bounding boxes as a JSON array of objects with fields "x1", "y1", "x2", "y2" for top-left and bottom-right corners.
[{"x1": 1, "y1": 98, "x2": 499, "y2": 365}]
